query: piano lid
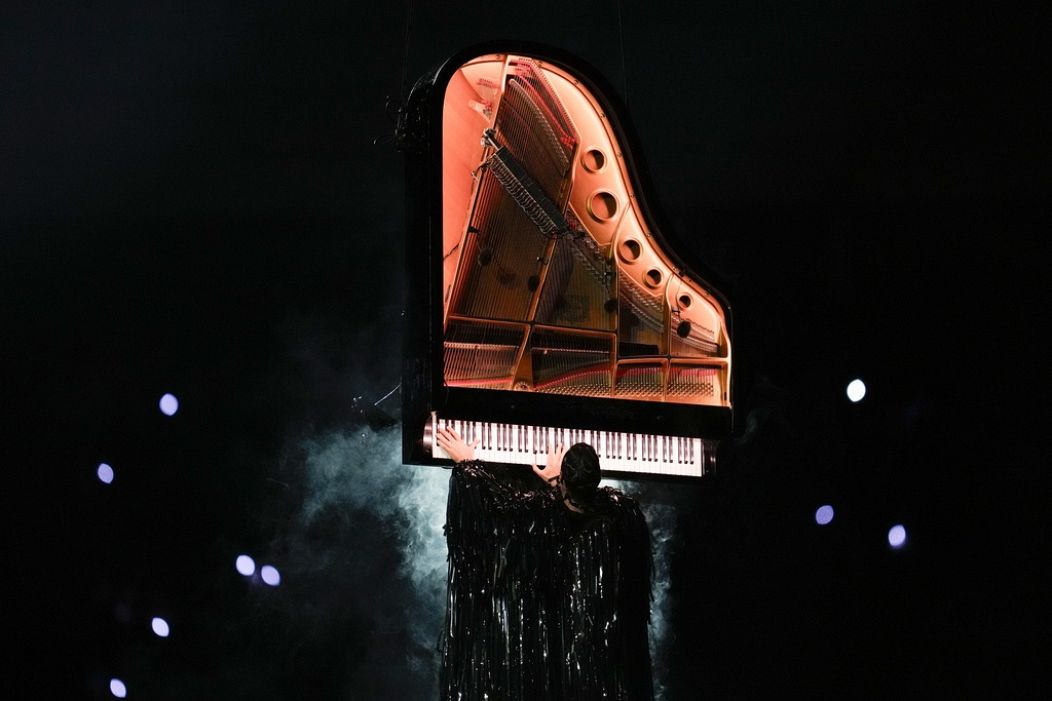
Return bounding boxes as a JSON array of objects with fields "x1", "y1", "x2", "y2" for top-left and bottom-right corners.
[{"x1": 400, "y1": 43, "x2": 733, "y2": 474}]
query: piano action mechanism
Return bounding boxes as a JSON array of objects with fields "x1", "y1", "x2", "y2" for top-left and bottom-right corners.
[{"x1": 400, "y1": 44, "x2": 733, "y2": 479}]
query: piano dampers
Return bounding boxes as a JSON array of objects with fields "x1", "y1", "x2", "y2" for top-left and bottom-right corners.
[
  {"x1": 443, "y1": 319, "x2": 526, "y2": 389},
  {"x1": 667, "y1": 364, "x2": 723, "y2": 404},
  {"x1": 530, "y1": 329, "x2": 612, "y2": 396}
]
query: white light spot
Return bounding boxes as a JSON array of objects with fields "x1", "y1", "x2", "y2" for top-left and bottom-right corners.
[
  {"x1": 235, "y1": 554, "x2": 255, "y2": 576},
  {"x1": 151, "y1": 617, "x2": 170, "y2": 637},
  {"x1": 97, "y1": 463, "x2": 114, "y2": 484},
  {"x1": 815, "y1": 504, "x2": 834, "y2": 525},
  {"x1": 110, "y1": 678, "x2": 127, "y2": 698},
  {"x1": 888, "y1": 524, "x2": 907, "y2": 548},
  {"x1": 846, "y1": 379, "x2": 866, "y2": 402},
  {"x1": 159, "y1": 393, "x2": 179, "y2": 416},
  {"x1": 260, "y1": 565, "x2": 281, "y2": 586}
]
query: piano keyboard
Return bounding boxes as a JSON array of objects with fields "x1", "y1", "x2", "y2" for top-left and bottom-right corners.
[{"x1": 425, "y1": 412, "x2": 711, "y2": 477}]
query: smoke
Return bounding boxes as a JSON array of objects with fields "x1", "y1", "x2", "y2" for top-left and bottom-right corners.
[
  {"x1": 269, "y1": 426, "x2": 679, "y2": 699},
  {"x1": 610, "y1": 480, "x2": 680, "y2": 701},
  {"x1": 263, "y1": 425, "x2": 449, "y2": 698}
]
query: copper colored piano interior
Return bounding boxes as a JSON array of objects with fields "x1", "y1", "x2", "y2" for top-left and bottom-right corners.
[
  {"x1": 618, "y1": 238, "x2": 642, "y2": 262},
  {"x1": 588, "y1": 191, "x2": 618, "y2": 221},
  {"x1": 581, "y1": 148, "x2": 606, "y2": 172},
  {"x1": 434, "y1": 52, "x2": 731, "y2": 411}
]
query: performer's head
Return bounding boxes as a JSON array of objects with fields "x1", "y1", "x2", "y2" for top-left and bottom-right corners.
[{"x1": 560, "y1": 442, "x2": 601, "y2": 504}]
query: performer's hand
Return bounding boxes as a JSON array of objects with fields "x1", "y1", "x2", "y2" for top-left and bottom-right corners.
[
  {"x1": 532, "y1": 443, "x2": 567, "y2": 487},
  {"x1": 435, "y1": 426, "x2": 479, "y2": 463}
]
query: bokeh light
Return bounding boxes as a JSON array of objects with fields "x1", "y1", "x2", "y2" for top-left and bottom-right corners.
[
  {"x1": 109, "y1": 678, "x2": 127, "y2": 698},
  {"x1": 888, "y1": 524, "x2": 907, "y2": 548},
  {"x1": 97, "y1": 463, "x2": 114, "y2": 484},
  {"x1": 846, "y1": 379, "x2": 866, "y2": 402},
  {"x1": 151, "y1": 617, "x2": 170, "y2": 637},
  {"x1": 159, "y1": 393, "x2": 179, "y2": 416},
  {"x1": 235, "y1": 554, "x2": 255, "y2": 576},
  {"x1": 261, "y1": 565, "x2": 281, "y2": 586},
  {"x1": 814, "y1": 504, "x2": 834, "y2": 525}
]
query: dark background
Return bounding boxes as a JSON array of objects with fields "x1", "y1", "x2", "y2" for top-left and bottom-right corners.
[{"x1": 4, "y1": 1, "x2": 1047, "y2": 698}]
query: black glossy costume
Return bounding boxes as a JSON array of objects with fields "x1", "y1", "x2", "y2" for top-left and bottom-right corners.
[{"x1": 440, "y1": 460, "x2": 654, "y2": 700}]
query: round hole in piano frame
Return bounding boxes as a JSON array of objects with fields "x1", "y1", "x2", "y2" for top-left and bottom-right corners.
[
  {"x1": 618, "y1": 238, "x2": 642, "y2": 262},
  {"x1": 581, "y1": 148, "x2": 606, "y2": 173},
  {"x1": 587, "y1": 190, "x2": 618, "y2": 222},
  {"x1": 644, "y1": 268, "x2": 663, "y2": 288},
  {"x1": 678, "y1": 294, "x2": 692, "y2": 309}
]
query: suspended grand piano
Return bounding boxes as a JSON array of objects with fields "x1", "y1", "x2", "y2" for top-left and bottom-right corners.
[{"x1": 399, "y1": 44, "x2": 733, "y2": 479}]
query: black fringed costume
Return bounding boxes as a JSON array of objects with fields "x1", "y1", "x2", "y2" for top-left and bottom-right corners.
[{"x1": 441, "y1": 460, "x2": 654, "y2": 700}]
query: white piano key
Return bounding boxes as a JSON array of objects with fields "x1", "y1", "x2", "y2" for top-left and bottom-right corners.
[{"x1": 428, "y1": 413, "x2": 705, "y2": 477}]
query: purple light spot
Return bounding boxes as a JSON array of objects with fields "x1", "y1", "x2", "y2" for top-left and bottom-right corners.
[
  {"x1": 110, "y1": 678, "x2": 127, "y2": 698},
  {"x1": 815, "y1": 504, "x2": 834, "y2": 525},
  {"x1": 97, "y1": 463, "x2": 114, "y2": 484},
  {"x1": 235, "y1": 555, "x2": 255, "y2": 576},
  {"x1": 888, "y1": 524, "x2": 907, "y2": 548},
  {"x1": 151, "y1": 617, "x2": 170, "y2": 637},
  {"x1": 260, "y1": 565, "x2": 281, "y2": 586},
  {"x1": 159, "y1": 393, "x2": 179, "y2": 416}
]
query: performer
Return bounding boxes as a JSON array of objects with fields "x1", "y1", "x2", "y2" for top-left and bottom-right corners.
[{"x1": 436, "y1": 426, "x2": 654, "y2": 700}]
